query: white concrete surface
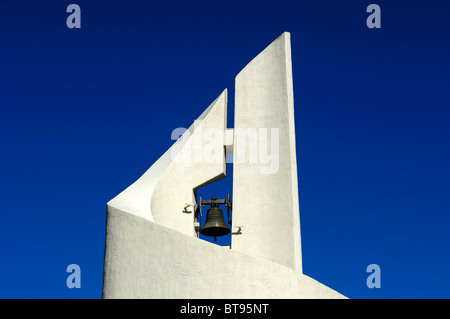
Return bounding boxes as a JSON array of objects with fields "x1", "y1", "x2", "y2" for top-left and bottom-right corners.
[
  {"x1": 232, "y1": 32, "x2": 302, "y2": 273},
  {"x1": 103, "y1": 206, "x2": 346, "y2": 298}
]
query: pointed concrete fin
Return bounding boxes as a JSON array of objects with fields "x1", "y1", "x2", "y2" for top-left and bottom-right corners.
[
  {"x1": 108, "y1": 90, "x2": 227, "y2": 236},
  {"x1": 232, "y1": 32, "x2": 302, "y2": 273}
]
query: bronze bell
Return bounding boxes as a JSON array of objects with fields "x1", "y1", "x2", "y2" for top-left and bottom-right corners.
[{"x1": 200, "y1": 206, "x2": 230, "y2": 240}]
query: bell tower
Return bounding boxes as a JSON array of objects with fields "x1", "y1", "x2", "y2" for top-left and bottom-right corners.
[{"x1": 102, "y1": 32, "x2": 346, "y2": 299}]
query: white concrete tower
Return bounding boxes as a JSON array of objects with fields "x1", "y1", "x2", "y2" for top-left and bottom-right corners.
[
  {"x1": 232, "y1": 32, "x2": 302, "y2": 273},
  {"x1": 102, "y1": 32, "x2": 346, "y2": 299}
]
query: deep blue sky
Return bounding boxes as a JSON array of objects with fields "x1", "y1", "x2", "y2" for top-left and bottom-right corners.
[{"x1": 0, "y1": 0, "x2": 449, "y2": 299}]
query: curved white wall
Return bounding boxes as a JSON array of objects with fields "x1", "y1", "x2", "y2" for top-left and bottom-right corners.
[
  {"x1": 107, "y1": 90, "x2": 227, "y2": 236},
  {"x1": 103, "y1": 207, "x2": 345, "y2": 298}
]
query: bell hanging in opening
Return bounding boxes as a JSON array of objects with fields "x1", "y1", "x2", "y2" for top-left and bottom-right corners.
[{"x1": 200, "y1": 206, "x2": 230, "y2": 240}]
